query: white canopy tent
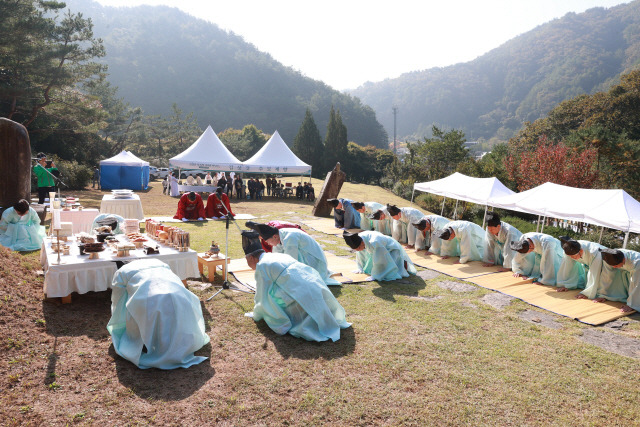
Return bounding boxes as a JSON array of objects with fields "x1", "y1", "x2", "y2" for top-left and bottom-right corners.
[
  {"x1": 169, "y1": 125, "x2": 242, "y2": 172},
  {"x1": 488, "y1": 182, "x2": 640, "y2": 247},
  {"x1": 242, "y1": 130, "x2": 311, "y2": 176},
  {"x1": 412, "y1": 172, "x2": 516, "y2": 224}
]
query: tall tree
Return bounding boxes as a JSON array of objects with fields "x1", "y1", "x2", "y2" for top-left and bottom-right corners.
[
  {"x1": 293, "y1": 108, "x2": 324, "y2": 176},
  {"x1": 405, "y1": 126, "x2": 470, "y2": 182},
  {"x1": 324, "y1": 105, "x2": 348, "y2": 172}
]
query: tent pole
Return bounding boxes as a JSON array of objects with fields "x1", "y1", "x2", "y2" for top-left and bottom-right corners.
[
  {"x1": 536, "y1": 215, "x2": 541, "y2": 233},
  {"x1": 540, "y1": 216, "x2": 546, "y2": 233},
  {"x1": 441, "y1": 197, "x2": 446, "y2": 216},
  {"x1": 623, "y1": 231, "x2": 630, "y2": 249},
  {"x1": 453, "y1": 199, "x2": 459, "y2": 219},
  {"x1": 410, "y1": 189, "x2": 415, "y2": 207},
  {"x1": 482, "y1": 205, "x2": 488, "y2": 229},
  {"x1": 598, "y1": 227, "x2": 604, "y2": 244}
]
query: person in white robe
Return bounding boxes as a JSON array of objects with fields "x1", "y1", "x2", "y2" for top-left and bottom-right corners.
[
  {"x1": 598, "y1": 248, "x2": 640, "y2": 313},
  {"x1": 253, "y1": 222, "x2": 340, "y2": 286},
  {"x1": 354, "y1": 202, "x2": 383, "y2": 231},
  {"x1": 169, "y1": 172, "x2": 180, "y2": 197},
  {"x1": 343, "y1": 230, "x2": 417, "y2": 281},
  {"x1": 436, "y1": 220, "x2": 485, "y2": 264},
  {"x1": 107, "y1": 259, "x2": 210, "y2": 369},
  {"x1": 242, "y1": 231, "x2": 351, "y2": 342},
  {"x1": 0, "y1": 199, "x2": 45, "y2": 251},
  {"x1": 482, "y1": 212, "x2": 522, "y2": 272},
  {"x1": 369, "y1": 208, "x2": 393, "y2": 236},
  {"x1": 510, "y1": 232, "x2": 564, "y2": 286},
  {"x1": 386, "y1": 204, "x2": 424, "y2": 248},
  {"x1": 412, "y1": 214, "x2": 450, "y2": 254}
]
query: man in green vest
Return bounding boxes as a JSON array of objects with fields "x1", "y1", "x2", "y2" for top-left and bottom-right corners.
[{"x1": 33, "y1": 153, "x2": 58, "y2": 204}]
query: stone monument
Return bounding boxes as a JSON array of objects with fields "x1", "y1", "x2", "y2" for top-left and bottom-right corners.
[
  {"x1": 0, "y1": 118, "x2": 32, "y2": 214},
  {"x1": 312, "y1": 162, "x2": 346, "y2": 217}
]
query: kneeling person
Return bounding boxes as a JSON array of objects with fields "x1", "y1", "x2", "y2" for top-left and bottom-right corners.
[
  {"x1": 243, "y1": 232, "x2": 351, "y2": 342},
  {"x1": 412, "y1": 214, "x2": 449, "y2": 253},
  {"x1": 599, "y1": 248, "x2": 640, "y2": 313},
  {"x1": 436, "y1": 220, "x2": 485, "y2": 264},
  {"x1": 556, "y1": 236, "x2": 605, "y2": 292},
  {"x1": 0, "y1": 199, "x2": 45, "y2": 251},
  {"x1": 173, "y1": 191, "x2": 205, "y2": 221},
  {"x1": 510, "y1": 233, "x2": 564, "y2": 286},
  {"x1": 482, "y1": 212, "x2": 522, "y2": 272},
  {"x1": 343, "y1": 230, "x2": 417, "y2": 281}
]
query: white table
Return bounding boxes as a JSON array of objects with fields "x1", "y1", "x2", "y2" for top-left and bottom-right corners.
[
  {"x1": 100, "y1": 194, "x2": 144, "y2": 220},
  {"x1": 60, "y1": 209, "x2": 99, "y2": 234},
  {"x1": 40, "y1": 237, "x2": 198, "y2": 298},
  {"x1": 178, "y1": 184, "x2": 217, "y2": 193}
]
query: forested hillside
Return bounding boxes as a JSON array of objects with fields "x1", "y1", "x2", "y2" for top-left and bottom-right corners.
[
  {"x1": 350, "y1": 1, "x2": 640, "y2": 143},
  {"x1": 64, "y1": 0, "x2": 388, "y2": 148}
]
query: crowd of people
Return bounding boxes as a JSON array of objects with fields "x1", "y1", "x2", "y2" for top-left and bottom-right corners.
[
  {"x1": 163, "y1": 171, "x2": 315, "y2": 201},
  {"x1": 327, "y1": 198, "x2": 640, "y2": 314}
]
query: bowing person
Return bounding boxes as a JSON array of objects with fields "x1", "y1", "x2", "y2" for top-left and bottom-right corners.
[
  {"x1": 245, "y1": 220, "x2": 303, "y2": 252},
  {"x1": 327, "y1": 198, "x2": 361, "y2": 230},
  {"x1": 386, "y1": 204, "x2": 425, "y2": 249},
  {"x1": 0, "y1": 199, "x2": 45, "y2": 251},
  {"x1": 243, "y1": 231, "x2": 351, "y2": 342},
  {"x1": 205, "y1": 187, "x2": 234, "y2": 219},
  {"x1": 412, "y1": 214, "x2": 450, "y2": 254},
  {"x1": 556, "y1": 236, "x2": 605, "y2": 292},
  {"x1": 482, "y1": 212, "x2": 522, "y2": 272},
  {"x1": 369, "y1": 208, "x2": 393, "y2": 236},
  {"x1": 436, "y1": 220, "x2": 485, "y2": 264},
  {"x1": 599, "y1": 248, "x2": 640, "y2": 313},
  {"x1": 510, "y1": 232, "x2": 564, "y2": 286},
  {"x1": 173, "y1": 191, "x2": 205, "y2": 222},
  {"x1": 354, "y1": 201, "x2": 384, "y2": 232},
  {"x1": 343, "y1": 230, "x2": 416, "y2": 282},
  {"x1": 251, "y1": 222, "x2": 340, "y2": 286}
]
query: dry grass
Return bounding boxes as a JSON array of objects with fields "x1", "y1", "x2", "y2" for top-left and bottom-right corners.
[{"x1": 2, "y1": 180, "x2": 640, "y2": 425}]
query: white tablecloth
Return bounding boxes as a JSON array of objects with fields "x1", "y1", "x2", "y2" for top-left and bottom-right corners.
[
  {"x1": 60, "y1": 209, "x2": 99, "y2": 234},
  {"x1": 100, "y1": 194, "x2": 144, "y2": 220},
  {"x1": 41, "y1": 237, "x2": 198, "y2": 298},
  {"x1": 177, "y1": 185, "x2": 217, "y2": 193}
]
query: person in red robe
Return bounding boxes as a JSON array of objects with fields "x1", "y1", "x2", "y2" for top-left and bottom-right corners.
[
  {"x1": 173, "y1": 191, "x2": 206, "y2": 221},
  {"x1": 245, "y1": 220, "x2": 304, "y2": 252},
  {"x1": 205, "y1": 187, "x2": 234, "y2": 218}
]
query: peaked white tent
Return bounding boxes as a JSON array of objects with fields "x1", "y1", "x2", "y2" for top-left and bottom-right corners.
[
  {"x1": 242, "y1": 130, "x2": 311, "y2": 175},
  {"x1": 412, "y1": 172, "x2": 516, "y2": 222},
  {"x1": 169, "y1": 126, "x2": 242, "y2": 171},
  {"x1": 488, "y1": 182, "x2": 640, "y2": 246}
]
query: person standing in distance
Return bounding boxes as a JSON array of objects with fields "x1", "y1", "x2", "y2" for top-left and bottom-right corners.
[{"x1": 34, "y1": 153, "x2": 57, "y2": 204}]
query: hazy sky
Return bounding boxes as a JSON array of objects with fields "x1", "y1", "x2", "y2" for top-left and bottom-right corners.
[{"x1": 95, "y1": 0, "x2": 629, "y2": 90}]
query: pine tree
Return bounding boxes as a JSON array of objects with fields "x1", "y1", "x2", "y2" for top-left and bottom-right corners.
[
  {"x1": 293, "y1": 109, "x2": 324, "y2": 176},
  {"x1": 324, "y1": 105, "x2": 348, "y2": 172}
]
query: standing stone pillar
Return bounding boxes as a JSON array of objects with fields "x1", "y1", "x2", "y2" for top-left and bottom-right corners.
[
  {"x1": 312, "y1": 162, "x2": 346, "y2": 217},
  {"x1": 0, "y1": 118, "x2": 32, "y2": 211}
]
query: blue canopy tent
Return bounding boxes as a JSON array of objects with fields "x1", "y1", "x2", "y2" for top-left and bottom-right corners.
[{"x1": 100, "y1": 151, "x2": 149, "y2": 190}]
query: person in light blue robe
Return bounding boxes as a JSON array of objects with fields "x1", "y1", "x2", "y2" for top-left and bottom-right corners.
[
  {"x1": 556, "y1": 237, "x2": 604, "y2": 291},
  {"x1": 510, "y1": 232, "x2": 564, "y2": 286},
  {"x1": 369, "y1": 208, "x2": 393, "y2": 236},
  {"x1": 327, "y1": 198, "x2": 361, "y2": 229},
  {"x1": 436, "y1": 220, "x2": 485, "y2": 264},
  {"x1": 107, "y1": 259, "x2": 210, "y2": 369},
  {"x1": 482, "y1": 212, "x2": 522, "y2": 271},
  {"x1": 0, "y1": 200, "x2": 45, "y2": 251},
  {"x1": 254, "y1": 223, "x2": 341, "y2": 286},
  {"x1": 243, "y1": 232, "x2": 351, "y2": 342},
  {"x1": 598, "y1": 248, "x2": 640, "y2": 313},
  {"x1": 355, "y1": 201, "x2": 384, "y2": 231},
  {"x1": 344, "y1": 230, "x2": 417, "y2": 281},
  {"x1": 412, "y1": 214, "x2": 450, "y2": 254},
  {"x1": 387, "y1": 204, "x2": 425, "y2": 248},
  {"x1": 91, "y1": 213, "x2": 125, "y2": 234}
]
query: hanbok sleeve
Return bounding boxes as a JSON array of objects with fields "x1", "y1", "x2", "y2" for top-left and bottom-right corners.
[
  {"x1": 251, "y1": 264, "x2": 293, "y2": 335},
  {"x1": 483, "y1": 230, "x2": 497, "y2": 265},
  {"x1": 580, "y1": 253, "x2": 603, "y2": 299},
  {"x1": 369, "y1": 243, "x2": 402, "y2": 281}
]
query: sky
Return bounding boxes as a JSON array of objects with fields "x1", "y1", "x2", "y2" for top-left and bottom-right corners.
[{"x1": 94, "y1": 0, "x2": 630, "y2": 90}]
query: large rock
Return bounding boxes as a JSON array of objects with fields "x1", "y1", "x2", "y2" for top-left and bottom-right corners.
[
  {"x1": 312, "y1": 163, "x2": 346, "y2": 217},
  {"x1": 0, "y1": 118, "x2": 31, "y2": 209}
]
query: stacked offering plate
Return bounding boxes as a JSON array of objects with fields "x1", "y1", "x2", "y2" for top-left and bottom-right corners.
[
  {"x1": 111, "y1": 189, "x2": 134, "y2": 199},
  {"x1": 83, "y1": 242, "x2": 105, "y2": 259}
]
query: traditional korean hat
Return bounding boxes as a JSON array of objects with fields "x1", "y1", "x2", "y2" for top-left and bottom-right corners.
[
  {"x1": 245, "y1": 221, "x2": 259, "y2": 231},
  {"x1": 386, "y1": 204, "x2": 401, "y2": 216},
  {"x1": 352, "y1": 202, "x2": 365, "y2": 210},
  {"x1": 412, "y1": 218, "x2": 430, "y2": 231},
  {"x1": 559, "y1": 236, "x2": 581, "y2": 256},
  {"x1": 486, "y1": 212, "x2": 501, "y2": 227},
  {"x1": 599, "y1": 248, "x2": 625, "y2": 266},
  {"x1": 509, "y1": 239, "x2": 530, "y2": 254},
  {"x1": 343, "y1": 231, "x2": 363, "y2": 249},
  {"x1": 435, "y1": 227, "x2": 453, "y2": 240},
  {"x1": 368, "y1": 210, "x2": 384, "y2": 220},
  {"x1": 327, "y1": 198, "x2": 340, "y2": 207},
  {"x1": 241, "y1": 230, "x2": 263, "y2": 255},
  {"x1": 254, "y1": 223, "x2": 279, "y2": 240}
]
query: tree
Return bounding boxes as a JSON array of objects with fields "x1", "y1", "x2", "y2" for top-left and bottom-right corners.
[
  {"x1": 293, "y1": 108, "x2": 324, "y2": 176},
  {"x1": 405, "y1": 126, "x2": 470, "y2": 182},
  {"x1": 0, "y1": 1, "x2": 106, "y2": 127},
  {"x1": 324, "y1": 105, "x2": 348, "y2": 172},
  {"x1": 218, "y1": 125, "x2": 269, "y2": 160}
]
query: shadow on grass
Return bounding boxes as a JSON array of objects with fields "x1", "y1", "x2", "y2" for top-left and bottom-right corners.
[
  {"x1": 109, "y1": 343, "x2": 215, "y2": 401},
  {"x1": 42, "y1": 290, "x2": 113, "y2": 340},
  {"x1": 371, "y1": 275, "x2": 427, "y2": 302},
  {"x1": 255, "y1": 321, "x2": 356, "y2": 360}
]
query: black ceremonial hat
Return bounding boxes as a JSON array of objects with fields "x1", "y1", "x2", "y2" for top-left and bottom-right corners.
[
  {"x1": 413, "y1": 218, "x2": 429, "y2": 231},
  {"x1": 509, "y1": 239, "x2": 530, "y2": 254},
  {"x1": 486, "y1": 211, "x2": 501, "y2": 227},
  {"x1": 386, "y1": 204, "x2": 401, "y2": 216},
  {"x1": 559, "y1": 236, "x2": 580, "y2": 256},
  {"x1": 369, "y1": 210, "x2": 384, "y2": 220},
  {"x1": 241, "y1": 230, "x2": 263, "y2": 255},
  {"x1": 255, "y1": 223, "x2": 279, "y2": 240},
  {"x1": 343, "y1": 231, "x2": 363, "y2": 249},
  {"x1": 352, "y1": 202, "x2": 365, "y2": 210},
  {"x1": 435, "y1": 227, "x2": 452, "y2": 240},
  {"x1": 327, "y1": 198, "x2": 340, "y2": 207},
  {"x1": 600, "y1": 248, "x2": 625, "y2": 266}
]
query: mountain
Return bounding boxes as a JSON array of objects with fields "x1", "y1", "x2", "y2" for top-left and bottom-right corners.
[
  {"x1": 349, "y1": 1, "x2": 640, "y2": 143},
  {"x1": 64, "y1": 0, "x2": 388, "y2": 148}
]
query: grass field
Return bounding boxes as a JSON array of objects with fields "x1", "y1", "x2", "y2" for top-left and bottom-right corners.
[{"x1": 2, "y1": 180, "x2": 640, "y2": 425}]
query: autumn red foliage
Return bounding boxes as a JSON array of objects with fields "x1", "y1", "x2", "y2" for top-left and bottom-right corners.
[{"x1": 506, "y1": 136, "x2": 599, "y2": 191}]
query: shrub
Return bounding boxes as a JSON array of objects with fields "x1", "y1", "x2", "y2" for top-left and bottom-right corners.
[{"x1": 55, "y1": 160, "x2": 92, "y2": 190}]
